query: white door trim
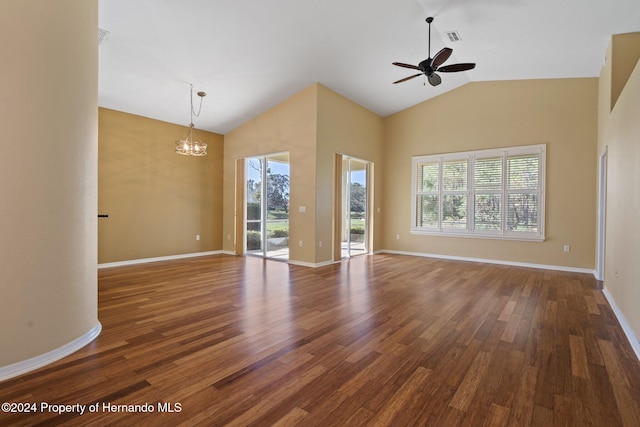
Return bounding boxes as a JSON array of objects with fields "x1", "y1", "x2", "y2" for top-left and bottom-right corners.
[{"x1": 596, "y1": 146, "x2": 608, "y2": 281}]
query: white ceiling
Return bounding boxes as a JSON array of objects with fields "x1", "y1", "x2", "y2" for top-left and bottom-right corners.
[{"x1": 98, "y1": 0, "x2": 640, "y2": 135}]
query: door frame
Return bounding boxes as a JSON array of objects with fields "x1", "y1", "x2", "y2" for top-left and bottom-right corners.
[
  {"x1": 243, "y1": 152, "x2": 290, "y2": 260},
  {"x1": 596, "y1": 146, "x2": 608, "y2": 281},
  {"x1": 333, "y1": 153, "x2": 373, "y2": 260}
]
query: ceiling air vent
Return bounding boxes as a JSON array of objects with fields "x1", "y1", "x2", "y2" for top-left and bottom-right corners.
[
  {"x1": 98, "y1": 28, "x2": 110, "y2": 45},
  {"x1": 445, "y1": 31, "x2": 461, "y2": 43}
]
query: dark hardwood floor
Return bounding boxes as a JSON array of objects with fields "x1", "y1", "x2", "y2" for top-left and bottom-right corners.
[{"x1": 2, "y1": 254, "x2": 640, "y2": 426}]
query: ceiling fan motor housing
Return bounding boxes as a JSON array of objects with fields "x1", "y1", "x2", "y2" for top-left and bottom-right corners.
[{"x1": 418, "y1": 59, "x2": 433, "y2": 74}]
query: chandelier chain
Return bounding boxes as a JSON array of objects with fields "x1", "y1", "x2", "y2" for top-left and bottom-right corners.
[{"x1": 190, "y1": 84, "x2": 204, "y2": 122}]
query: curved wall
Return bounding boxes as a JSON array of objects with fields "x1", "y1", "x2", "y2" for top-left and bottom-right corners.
[{"x1": 0, "y1": 0, "x2": 100, "y2": 377}]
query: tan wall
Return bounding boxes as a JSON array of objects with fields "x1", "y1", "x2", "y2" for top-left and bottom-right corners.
[
  {"x1": 610, "y1": 33, "x2": 640, "y2": 111},
  {"x1": 382, "y1": 78, "x2": 598, "y2": 269},
  {"x1": 599, "y1": 44, "x2": 614, "y2": 147},
  {"x1": 222, "y1": 85, "x2": 318, "y2": 264},
  {"x1": 316, "y1": 85, "x2": 384, "y2": 262},
  {"x1": 222, "y1": 84, "x2": 384, "y2": 265},
  {"x1": 98, "y1": 108, "x2": 223, "y2": 263},
  {"x1": 598, "y1": 34, "x2": 640, "y2": 345},
  {"x1": 0, "y1": 0, "x2": 99, "y2": 367}
]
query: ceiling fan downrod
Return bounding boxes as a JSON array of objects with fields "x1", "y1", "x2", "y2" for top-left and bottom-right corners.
[{"x1": 426, "y1": 17, "x2": 434, "y2": 59}]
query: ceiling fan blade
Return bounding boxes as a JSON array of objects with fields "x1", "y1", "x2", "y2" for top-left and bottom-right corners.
[
  {"x1": 431, "y1": 47, "x2": 453, "y2": 68},
  {"x1": 428, "y1": 73, "x2": 442, "y2": 86},
  {"x1": 393, "y1": 62, "x2": 421, "y2": 71},
  {"x1": 438, "y1": 63, "x2": 476, "y2": 73},
  {"x1": 393, "y1": 73, "x2": 423, "y2": 84}
]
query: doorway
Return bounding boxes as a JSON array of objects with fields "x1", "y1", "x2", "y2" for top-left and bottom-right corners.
[
  {"x1": 341, "y1": 156, "x2": 370, "y2": 258},
  {"x1": 245, "y1": 153, "x2": 290, "y2": 261}
]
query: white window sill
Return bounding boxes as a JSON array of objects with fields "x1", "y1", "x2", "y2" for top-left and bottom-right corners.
[{"x1": 410, "y1": 229, "x2": 545, "y2": 242}]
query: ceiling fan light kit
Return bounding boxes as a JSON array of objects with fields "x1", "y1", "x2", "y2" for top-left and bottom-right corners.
[{"x1": 393, "y1": 16, "x2": 476, "y2": 86}]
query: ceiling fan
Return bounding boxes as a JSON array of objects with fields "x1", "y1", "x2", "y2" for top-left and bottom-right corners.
[{"x1": 393, "y1": 17, "x2": 476, "y2": 86}]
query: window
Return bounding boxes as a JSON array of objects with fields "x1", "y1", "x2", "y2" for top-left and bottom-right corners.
[{"x1": 412, "y1": 144, "x2": 545, "y2": 241}]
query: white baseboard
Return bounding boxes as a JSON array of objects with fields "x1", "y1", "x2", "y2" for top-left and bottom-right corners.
[
  {"x1": 376, "y1": 249, "x2": 596, "y2": 276},
  {"x1": 98, "y1": 251, "x2": 225, "y2": 269},
  {"x1": 603, "y1": 288, "x2": 640, "y2": 361},
  {"x1": 99, "y1": 249, "x2": 596, "y2": 275},
  {"x1": 288, "y1": 259, "x2": 338, "y2": 268},
  {"x1": 99, "y1": 251, "x2": 339, "y2": 269},
  {"x1": 0, "y1": 322, "x2": 102, "y2": 382}
]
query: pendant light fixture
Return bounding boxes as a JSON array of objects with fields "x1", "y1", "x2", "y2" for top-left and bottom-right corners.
[{"x1": 175, "y1": 84, "x2": 207, "y2": 156}]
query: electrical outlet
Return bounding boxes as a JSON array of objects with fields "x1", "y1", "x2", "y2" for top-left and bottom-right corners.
[
  {"x1": 319, "y1": 241, "x2": 323, "y2": 248},
  {"x1": 196, "y1": 234, "x2": 200, "y2": 241},
  {"x1": 563, "y1": 245, "x2": 570, "y2": 253},
  {"x1": 396, "y1": 234, "x2": 400, "y2": 240},
  {"x1": 299, "y1": 240, "x2": 303, "y2": 247},
  {"x1": 227, "y1": 234, "x2": 231, "y2": 240}
]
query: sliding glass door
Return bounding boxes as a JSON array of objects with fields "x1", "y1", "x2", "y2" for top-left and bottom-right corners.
[
  {"x1": 342, "y1": 157, "x2": 369, "y2": 258},
  {"x1": 245, "y1": 153, "x2": 290, "y2": 260}
]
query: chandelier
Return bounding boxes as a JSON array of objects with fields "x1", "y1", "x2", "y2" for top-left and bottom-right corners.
[{"x1": 175, "y1": 84, "x2": 207, "y2": 156}]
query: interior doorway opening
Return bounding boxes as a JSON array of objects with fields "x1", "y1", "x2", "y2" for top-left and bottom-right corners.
[{"x1": 245, "y1": 153, "x2": 290, "y2": 261}]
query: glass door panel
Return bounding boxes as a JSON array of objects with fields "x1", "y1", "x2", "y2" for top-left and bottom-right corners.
[
  {"x1": 265, "y1": 156, "x2": 290, "y2": 260},
  {"x1": 349, "y1": 159, "x2": 367, "y2": 256},
  {"x1": 245, "y1": 158, "x2": 263, "y2": 255},
  {"x1": 341, "y1": 158, "x2": 350, "y2": 258},
  {"x1": 245, "y1": 153, "x2": 290, "y2": 260},
  {"x1": 341, "y1": 157, "x2": 369, "y2": 258}
]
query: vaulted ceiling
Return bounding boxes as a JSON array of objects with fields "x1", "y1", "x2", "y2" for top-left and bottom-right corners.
[{"x1": 98, "y1": 0, "x2": 640, "y2": 134}]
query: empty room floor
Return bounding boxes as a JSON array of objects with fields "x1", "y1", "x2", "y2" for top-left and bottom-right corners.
[{"x1": 2, "y1": 254, "x2": 640, "y2": 426}]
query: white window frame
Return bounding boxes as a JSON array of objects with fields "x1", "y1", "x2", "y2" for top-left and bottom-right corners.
[{"x1": 411, "y1": 144, "x2": 545, "y2": 241}]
